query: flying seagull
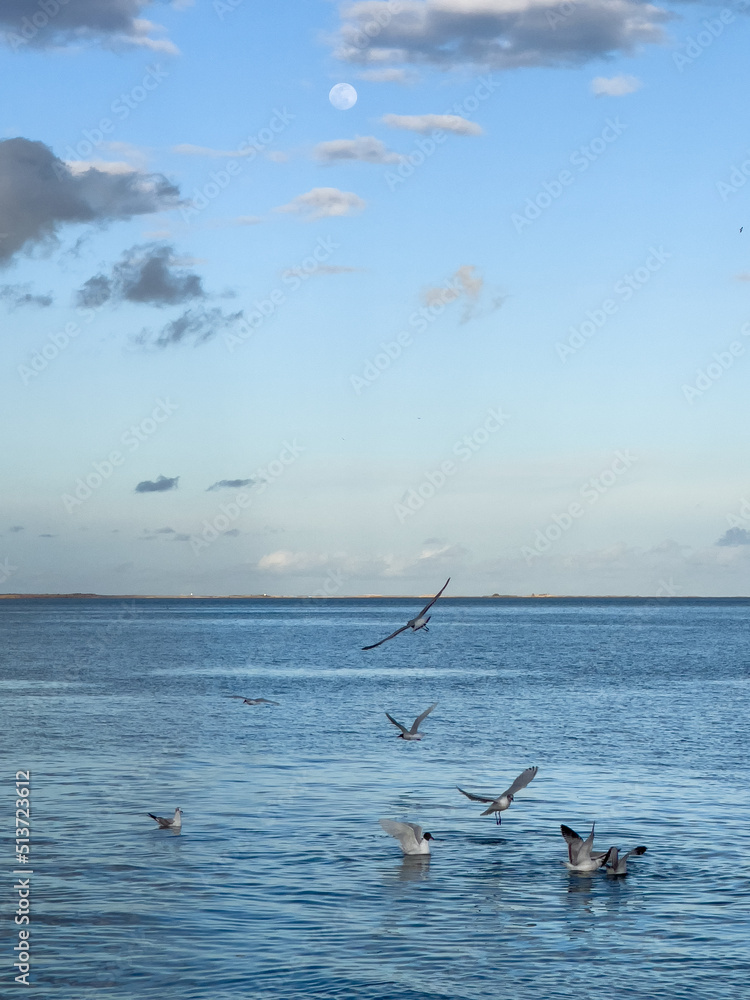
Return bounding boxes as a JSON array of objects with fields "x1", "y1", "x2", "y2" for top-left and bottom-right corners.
[
  {"x1": 379, "y1": 819, "x2": 437, "y2": 855},
  {"x1": 147, "y1": 808, "x2": 183, "y2": 831},
  {"x1": 385, "y1": 702, "x2": 437, "y2": 741},
  {"x1": 228, "y1": 696, "x2": 280, "y2": 706},
  {"x1": 362, "y1": 577, "x2": 450, "y2": 650},
  {"x1": 560, "y1": 823, "x2": 612, "y2": 872},
  {"x1": 457, "y1": 766, "x2": 538, "y2": 824},
  {"x1": 605, "y1": 844, "x2": 647, "y2": 876}
]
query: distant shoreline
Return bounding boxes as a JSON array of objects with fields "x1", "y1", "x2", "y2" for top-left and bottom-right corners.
[{"x1": 1, "y1": 593, "x2": 748, "y2": 601}]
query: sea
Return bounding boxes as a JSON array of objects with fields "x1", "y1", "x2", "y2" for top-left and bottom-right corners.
[{"x1": 1, "y1": 597, "x2": 749, "y2": 1000}]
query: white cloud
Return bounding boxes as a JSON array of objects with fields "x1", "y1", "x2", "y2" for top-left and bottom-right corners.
[
  {"x1": 275, "y1": 187, "x2": 366, "y2": 220},
  {"x1": 381, "y1": 114, "x2": 482, "y2": 136},
  {"x1": 313, "y1": 136, "x2": 403, "y2": 164},
  {"x1": 591, "y1": 74, "x2": 642, "y2": 97},
  {"x1": 357, "y1": 68, "x2": 415, "y2": 83}
]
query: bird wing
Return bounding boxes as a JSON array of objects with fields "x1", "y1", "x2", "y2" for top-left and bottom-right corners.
[
  {"x1": 406, "y1": 823, "x2": 424, "y2": 841},
  {"x1": 560, "y1": 824, "x2": 584, "y2": 863},
  {"x1": 411, "y1": 702, "x2": 437, "y2": 733},
  {"x1": 228, "y1": 696, "x2": 248, "y2": 699},
  {"x1": 255, "y1": 699, "x2": 280, "y2": 705},
  {"x1": 362, "y1": 625, "x2": 410, "y2": 650},
  {"x1": 417, "y1": 577, "x2": 451, "y2": 618},
  {"x1": 379, "y1": 819, "x2": 419, "y2": 852},
  {"x1": 385, "y1": 712, "x2": 409, "y2": 734},
  {"x1": 457, "y1": 786, "x2": 497, "y2": 804},
  {"x1": 502, "y1": 766, "x2": 539, "y2": 798}
]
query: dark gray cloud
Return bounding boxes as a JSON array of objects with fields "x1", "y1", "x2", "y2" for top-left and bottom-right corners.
[
  {"x1": 0, "y1": 138, "x2": 181, "y2": 267},
  {"x1": 716, "y1": 527, "x2": 750, "y2": 546},
  {"x1": 173, "y1": 533, "x2": 191, "y2": 542},
  {"x1": 223, "y1": 528, "x2": 240, "y2": 537},
  {"x1": 336, "y1": 0, "x2": 671, "y2": 72},
  {"x1": 0, "y1": 1, "x2": 177, "y2": 53},
  {"x1": 207, "y1": 479, "x2": 254, "y2": 492},
  {"x1": 154, "y1": 526, "x2": 175, "y2": 533},
  {"x1": 9, "y1": 525, "x2": 24, "y2": 532},
  {"x1": 134, "y1": 475, "x2": 179, "y2": 493},
  {"x1": 77, "y1": 242, "x2": 205, "y2": 309},
  {"x1": 136, "y1": 306, "x2": 245, "y2": 348},
  {"x1": 0, "y1": 283, "x2": 53, "y2": 308},
  {"x1": 39, "y1": 533, "x2": 56, "y2": 538}
]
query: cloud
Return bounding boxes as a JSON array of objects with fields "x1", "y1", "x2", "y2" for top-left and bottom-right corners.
[
  {"x1": 154, "y1": 527, "x2": 175, "y2": 533},
  {"x1": 716, "y1": 527, "x2": 750, "y2": 546},
  {"x1": 0, "y1": 283, "x2": 53, "y2": 308},
  {"x1": 173, "y1": 533, "x2": 191, "y2": 541},
  {"x1": 313, "y1": 136, "x2": 403, "y2": 164},
  {"x1": 134, "y1": 475, "x2": 179, "y2": 493},
  {"x1": 207, "y1": 479, "x2": 254, "y2": 491},
  {"x1": 76, "y1": 242, "x2": 205, "y2": 308},
  {"x1": 0, "y1": 2, "x2": 178, "y2": 53},
  {"x1": 276, "y1": 187, "x2": 365, "y2": 220},
  {"x1": 9, "y1": 525, "x2": 24, "y2": 532},
  {"x1": 358, "y1": 68, "x2": 414, "y2": 83},
  {"x1": 39, "y1": 533, "x2": 56, "y2": 538},
  {"x1": 172, "y1": 143, "x2": 255, "y2": 158},
  {"x1": 281, "y1": 263, "x2": 361, "y2": 281},
  {"x1": 0, "y1": 138, "x2": 181, "y2": 267},
  {"x1": 236, "y1": 215, "x2": 263, "y2": 225},
  {"x1": 591, "y1": 74, "x2": 642, "y2": 97},
  {"x1": 382, "y1": 114, "x2": 482, "y2": 136},
  {"x1": 136, "y1": 306, "x2": 245, "y2": 348},
  {"x1": 223, "y1": 528, "x2": 241, "y2": 537},
  {"x1": 335, "y1": 0, "x2": 669, "y2": 72}
]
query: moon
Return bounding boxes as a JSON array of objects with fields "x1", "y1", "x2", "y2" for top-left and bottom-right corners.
[{"x1": 329, "y1": 83, "x2": 358, "y2": 110}]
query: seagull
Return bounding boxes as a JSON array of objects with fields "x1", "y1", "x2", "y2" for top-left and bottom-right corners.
[
  {"x1": 457, "y1": 766, "x2": 538, "y2": 824},
  {"x1": 560, "y1": 823, "x2": 613, "y2": 872},
  {"x1": 147, "y1": 808, "x2": 183, "y2": 831},
  {"x1": 385, "y1": 702, "x2": 437, "y2": 740},
  {"x1": 379, "y1": 819, "x2": 436, "y2": 855},
  {"x1": 228, "y1": 696, "x2": 280, "y2": 706},
  {"x1": 362, "y1": 577, "x2": 450, "y2": 649},
  {"x1": 605, "y1": 845, "x2": 647, "y2": 876}
]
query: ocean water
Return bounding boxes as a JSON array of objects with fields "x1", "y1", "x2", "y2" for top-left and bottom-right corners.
[{"x1": 1, "y1": 597, "x2": 749, "y2": 1000}]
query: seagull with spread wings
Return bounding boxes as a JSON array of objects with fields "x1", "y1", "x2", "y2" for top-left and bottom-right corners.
[
  {"x1": 560, "y1": 823, "x2": 612, "y2": 872},
  {"x1": 379, "y1": 819, "x2": 437, "y2": 855},
  {"x1": 147, "y1": 807, "x2": 183, "y2": 831},
  {"x1": 457, "y1": 766, "x2": 538, "y2": 824},
  {"x1": 385, "y1": 702, "x2": 437, "y2": 741},
  {"x1": 362, "y1": 577, "x2": 450, "y2": 650},
  {"x1": 605, "y1": 844, "x2": 647, "y2": 875}
]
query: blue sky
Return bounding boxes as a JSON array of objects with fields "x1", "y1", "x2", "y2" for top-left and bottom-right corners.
[{"x1": 2, "y1": 0, "x2": 750, "y2": 596}]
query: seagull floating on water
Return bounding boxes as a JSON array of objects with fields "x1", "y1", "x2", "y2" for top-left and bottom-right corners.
[
  {"x1": 362, "y1": 577, "x2": 450, "y2": 650},
  {"x1": 560, "y1": 823, "x2": 612, "y2": 872},
  {"x1": 148, "y1": 808, "x2": 183, "y2": 831},
  {"x1": 386, "y1": 702, "x2": 437, "y2": 740},
  {"x1": 457, "y1": 766, "x2": 538, "y2": 824},
  {"x1": 228, "y1": 696, "x2": 280, "y2": 706},
  {"x1": 605, "y1": 844, "x2": 647, "y2": 875},
  {"x1": 379, "y1": 819, "x2": 436, "y2": 855}
]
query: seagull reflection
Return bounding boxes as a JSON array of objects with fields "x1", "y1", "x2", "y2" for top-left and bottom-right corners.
[{"x1": 396, "y1": 855, "x2": 432, "y2": 882}]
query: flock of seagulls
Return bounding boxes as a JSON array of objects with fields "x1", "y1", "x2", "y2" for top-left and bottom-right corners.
[{"x1": 148, "y1": 577, "x2": 647, "y2": 876}]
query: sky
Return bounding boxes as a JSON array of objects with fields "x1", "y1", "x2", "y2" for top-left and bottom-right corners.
[{"x1": 2, "y1": 0, "x2": 750, "y2": 597}]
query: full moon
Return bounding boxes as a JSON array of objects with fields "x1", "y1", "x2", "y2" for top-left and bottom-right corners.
[{"x1": 329, "y1": 83, "x2": 358, "y2": 110}]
